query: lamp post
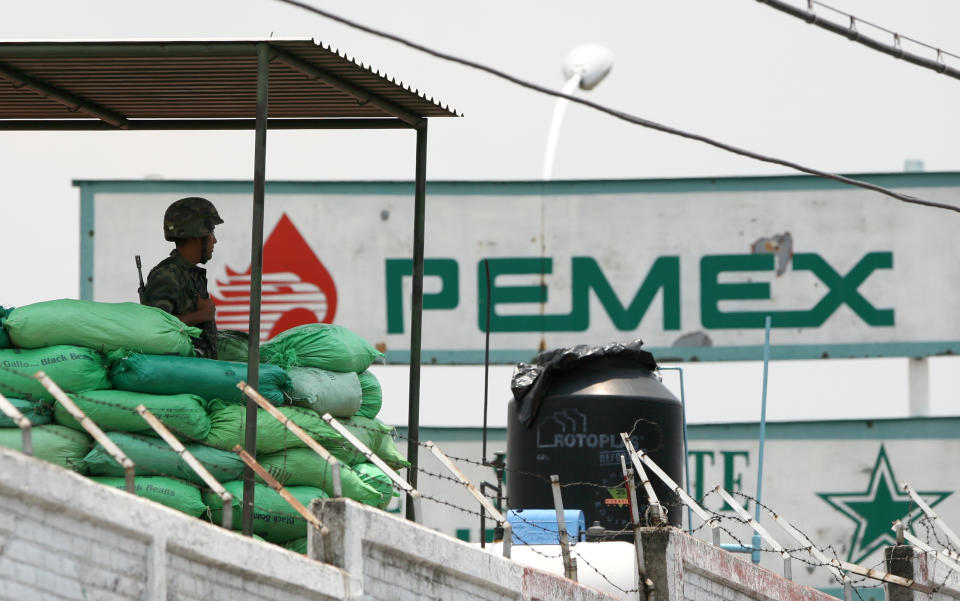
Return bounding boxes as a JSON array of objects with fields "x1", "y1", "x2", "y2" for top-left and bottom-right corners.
[{"x1": 541, "y1": 44, "x2": 615, "y2": 180}]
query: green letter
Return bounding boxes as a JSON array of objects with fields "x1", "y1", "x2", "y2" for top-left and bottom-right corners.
[
  {"x1": 385, "y1": 258, "x2": 459, "y2": 334},
  {"x1": 573, "y1": 256, "x2": 681, "y2": 331},
  {"x1": 701, "y1": 255, "x2": 774, "y2": 328},
  {"x1": 478, "y1": 258, "x2": 552, "y2": 332},
  {"x1": 721, "y1": 450, "x2": 750, "y2": 511},
  {"x1": 688, "y1": 450, "x2": 715, "y2": 503}
]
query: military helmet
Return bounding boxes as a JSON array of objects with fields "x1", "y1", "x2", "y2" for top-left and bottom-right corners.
[{"x1": 163, "y1": 197, "x2": 224, "y2": 241}]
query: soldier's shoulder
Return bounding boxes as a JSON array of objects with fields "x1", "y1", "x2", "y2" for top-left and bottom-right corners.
[{"x1": 148, "y1": 256, "x2": 189, "y2": 280}]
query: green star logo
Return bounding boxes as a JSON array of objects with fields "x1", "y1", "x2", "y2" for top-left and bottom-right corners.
[{"x1": 818, "y1": 445, "x2": 952, "y2": 563}]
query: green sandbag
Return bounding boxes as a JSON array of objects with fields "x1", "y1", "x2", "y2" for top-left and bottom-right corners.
[
  {"x1": 108, "y1": 351, "x2": 290, "y2": 404},
  {"x1": 216, "y1": 329, "x2": 249, "y2": 362},
  {"x1": 352, "y1": 462, "x2": 398, "y2": 509},
  {"x1": 343, "y1": 416, "x2": 409, "y2": 470},
  {"x1": 0, "y1": 306, "x2": 12, "y2": 348},
  {"x1": 260, "y1": 323, "x2": 383, "y2": 372},
  {"x1": 204, "y1": 400, "x2": 326, "y2": 454},
  {"x1": 3, "y1": 299, "x2": 200, "y2": 356},
  {"x1": 0, "y1": 345, "x2": 110, "y2": 402},
  {"x1": 83, "y1": 432, "x2": 245, "y2": 485},
  {"x1": 0, "y1": 424, "x2": 92, "y2": 472},
  {"x1": 257, "y1": 448, "x2": 382, "y2": 506},
  {"x1": 296, "y1": 415, "x2": 408, "y2": 469},
  {"x1": 90, "y1": 476, "x2": 208, "y2": 517},
  {"x1": 0, "y1": 397, "x2": 52, "y2": 427},
  {"x1": 204, "y1": 481, "x2": 328, "y2": 544},
  {"x1": 285, "y1": 537, "x2": 308, "y2": 555},
  {"x1": 288, "y1": 367, "x2": 361, "y2": 418},
  {"x1": 356, "y1": 370, "x2": 382, "y2": 419},
  {"x1": 54, "y1": 390, "x2": 210, "y2": 441}
]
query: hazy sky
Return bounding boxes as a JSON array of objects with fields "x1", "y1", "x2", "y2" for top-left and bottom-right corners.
[{"x1": 2, "y1": 0, "x2": 959, "y2": 425}]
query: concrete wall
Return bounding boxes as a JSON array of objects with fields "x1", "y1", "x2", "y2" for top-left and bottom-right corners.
[
  {"x1": 885, "y1": 545, "x2": 960, "y2": 601},
  {"x1": 640, "y1": 528, "x2": 838, "y2": 601},
  {"x1": 0, "y1": 448, "x2": 348, "y2": 601},
  {"x1": 0, "y1": 447, "x2": 619, "y2": 601},
  {"x1": 308, "y1": 497, "x2": 620, "y2": 601}
]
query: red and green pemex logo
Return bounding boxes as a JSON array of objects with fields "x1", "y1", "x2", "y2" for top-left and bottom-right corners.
[{"x1": 211, "y1": 213, "x2": 337, "y2": 340}]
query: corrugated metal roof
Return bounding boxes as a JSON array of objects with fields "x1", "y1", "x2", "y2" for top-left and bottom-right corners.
[{"x1": 0, "y1": 39, "x2": 458, "y2": 125}]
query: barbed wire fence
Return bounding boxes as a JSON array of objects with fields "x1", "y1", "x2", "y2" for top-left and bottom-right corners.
[{"x1": 2, "y1": 362, "x2": 959, "y2": 598}]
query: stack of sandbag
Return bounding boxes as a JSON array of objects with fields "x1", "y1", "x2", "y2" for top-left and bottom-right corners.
[
  {"x1": 0, "y1": 344, "x2": 110, "y2": 472},
  {"x1": 2, "y1": 299, "x2": 200, "y2": 356},
  {"x1": 0, "y1": 302, "x2": 409, "y2": 545},
  {"x1": 261, "y1": 323, "x2": 385, "y2": 419},
  {"x1": 259, "y1": 323, "x2": 403, "y2": 509},
  {"x1": 0, "y1": 299, "x2": 212, "y2": 514},
  {"x1": 107, "y1": 351, "x2": 291, "y2": 405}
]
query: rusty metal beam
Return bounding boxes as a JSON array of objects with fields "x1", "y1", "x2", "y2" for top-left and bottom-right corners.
[
  {"x1": 0, "y1": 60, "x2": 128, "y2": 128},
  {"x1": 0, "y1": 118, "x2": 410, "y2": 130},
  {"x1": 269, "y1": 45, "x2": 424, "y2": 127}
]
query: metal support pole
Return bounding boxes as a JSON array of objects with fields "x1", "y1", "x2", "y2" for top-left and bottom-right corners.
[
  {"x1": 902, "y1": 482, "x2": 960, "y2": 550},
  {"x1": 233, "y1": 446, "x2": 328, "y2": 538},
  {"x1": 621, "y1": 455, "x2": 649, "y2": 601},
  {"x1": 427, "y1": 441, "x2": 510, "y2": 558},
  {"x1": 36, "y1": 372, "x2": 135, "y2": 493},
  {"x1": 238, "y1": 382, "x2": 342, "y2": 498},
  {"x1": 550, "y1": 475, "x2": 578, "y2": 581},
  {"x1": 620, "y1": 433, "x2": 666, "y2": 526},
  {"x1": 715, "y1": 485, "x2": 792, "y2": 578},
  {"x1": 135, "y1": 405, "x2": 234, "y2": 529},
  {"x1": 323, "y1": 413, "x2": 421, "y2": 522},
  {"x1": 406, "y1": 120, "x2": 428, "y2": 521},
  {"x1": 623, "y1": 435, "x2": 718, "y2": 542},
  {"x1": 0, "y1": 392, "x2": 32, "y2": 456},
  {"x1": 243, "y1": 41, "x2": 270, "y2": 537},
  {"x1": 753, "y1": 314, "x2": 772, "y2": 564},
  {"x1": 892, "y1": 522, "x2": 960, "y2": 572}
]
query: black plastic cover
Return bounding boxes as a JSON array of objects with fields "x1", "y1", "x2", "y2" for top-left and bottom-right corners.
[{"x1": 510, "y1": 339, "x2": 658, "y2": 427}]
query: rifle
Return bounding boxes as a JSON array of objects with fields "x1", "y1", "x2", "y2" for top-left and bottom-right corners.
[{"x1": 135, "y1": 255, "x2": 146, "y2": 303}]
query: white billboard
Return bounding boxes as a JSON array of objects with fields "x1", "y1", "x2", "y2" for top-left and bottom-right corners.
[{"x1": 77, "y1": 173, "x2": 960, "y2": 363}]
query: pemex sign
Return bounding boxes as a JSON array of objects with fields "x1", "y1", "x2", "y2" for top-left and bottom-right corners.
[{"x1": 76, "y1": 173, "x2": 960, "y2": 364}]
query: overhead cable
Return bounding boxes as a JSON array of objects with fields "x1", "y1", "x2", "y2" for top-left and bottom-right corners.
[
  {"x1": 271, "y1": 0, "x2": 960, "y2": 214},
  {"x1": 756, "y1": 0, "x2": 960, "y2": 82}
]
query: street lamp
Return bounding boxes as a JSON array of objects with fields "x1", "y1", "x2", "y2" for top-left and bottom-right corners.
[{"x1": 541, "y1": 44, "x2": 615, "y2": 180}]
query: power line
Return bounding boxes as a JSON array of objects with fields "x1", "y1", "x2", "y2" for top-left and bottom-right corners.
[
  {"x1": 756, "y1": 0, "x2": 960, "y2": 81},
  {"x1": 271, "y1": 0, "x2": 960, "y2": 215},
  {"x1": 810, "y1": 1, "x2": 960, "y2": 63}
]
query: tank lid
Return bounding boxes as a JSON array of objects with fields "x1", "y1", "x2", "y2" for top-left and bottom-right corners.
[{"x1": 511, "y1": 340, "x2": 658, "y2": 427}]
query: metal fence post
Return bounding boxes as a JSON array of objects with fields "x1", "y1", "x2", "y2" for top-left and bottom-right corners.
[{"x1": 550, "y1": 475, "x2": 577, "y2": 581}]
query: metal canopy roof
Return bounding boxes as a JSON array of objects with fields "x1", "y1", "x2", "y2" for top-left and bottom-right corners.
[
  {"x1": 0, "y1": 39, "x2": 458, "y2": 128},
  {"x1": 0, "y1": 38, "x2": 443, "y2": 527}
]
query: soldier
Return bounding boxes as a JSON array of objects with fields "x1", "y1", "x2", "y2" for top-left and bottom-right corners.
[{"x1": 141, "y1": 197, "x2": 223, "y2": 358}]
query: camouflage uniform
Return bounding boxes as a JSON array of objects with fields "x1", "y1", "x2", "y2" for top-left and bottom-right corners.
[
  {"x1": 141, "y1": 196, "x2": 224, "y2": 359},
  {"x1": 142, "y1": 251, "x2": 218, "y2": 358}
]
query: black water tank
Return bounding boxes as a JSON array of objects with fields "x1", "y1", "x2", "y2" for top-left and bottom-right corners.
[{"x1": 507, "y1": 356, "x2": 684, "y2": 531}]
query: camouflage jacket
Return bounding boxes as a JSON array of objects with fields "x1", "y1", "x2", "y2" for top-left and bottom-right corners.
[{"x1": 141, "y1": 250, "x2": 218, "y2": 359}]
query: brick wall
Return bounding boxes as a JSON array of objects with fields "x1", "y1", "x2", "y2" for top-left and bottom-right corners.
[
  {"x1": 0, "y1": 447, "x2": 346, "y2": 601},
  {"x1": 0, "y1": 444, "x2": 892, "y2": 601},
  {"x1": 308, "y1": 497, "x2": 621, "y2": 601},
  {"x1": 0, "y1": 447, "x2": 620, "y2": 601},
  {"x1": 885, "y1": 545, "x2": 960, "y2": 601},
  {"x1": 640, "y1": 528, "x2": 838, "y2": 601}
]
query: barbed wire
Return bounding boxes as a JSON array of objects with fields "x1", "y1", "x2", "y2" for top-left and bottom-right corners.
[
  {"x1": 572, "y1": 548, "x2": 640, "y2": 596},
  {"x1": 4, "y1": 359, "x2": 957, "y2": 596}
]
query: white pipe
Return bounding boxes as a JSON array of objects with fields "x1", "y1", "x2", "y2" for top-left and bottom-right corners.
[{"x1": 541, "y1": 72, "x2": 583, "y2": 180}]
